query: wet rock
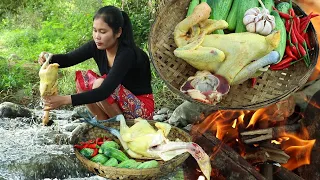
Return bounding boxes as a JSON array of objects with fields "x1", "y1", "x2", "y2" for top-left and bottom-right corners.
[
  {"x1": 153, "y1": 114, "x2": 167, "y2": 121},
  {"x1": 71, "y1": 106, "x2": 89, "y2": 120},
  {"x1": 156, "y1": 107, "x2": 171, "y2": 115},
  {"x1": 63, "y1": 123, "x2": 82, "y2": 132},
  {"x1": 168, "y1": 101, "x2": 206, "y2": 127},
  {"x1": 0, "y1": 102, "x2": 32, "y2": 118},
  {"x1": 4, "y1": 154, "x2": 93, "y2": 179},
  {"x1": 54, "y1": 133, "x2": 71, "y2": 145}
]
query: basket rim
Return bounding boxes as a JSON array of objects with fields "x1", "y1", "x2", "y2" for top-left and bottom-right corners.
[{"x1": 147, "y1": 0, "x2": 319, "y2": 110}]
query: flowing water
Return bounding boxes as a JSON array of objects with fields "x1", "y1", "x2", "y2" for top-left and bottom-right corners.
[
  {"x1": 0, "y1": 110, "x2": 184, "y2": 180},
  {"x1": 0, "y1": 114, "x2": 94, "y2": 180}
]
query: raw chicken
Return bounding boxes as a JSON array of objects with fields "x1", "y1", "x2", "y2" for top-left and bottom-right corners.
[
  {"x1": 39, "y1": 53, "x2": 59, "y2": 125},
  {"x1": 119, "y1": 117, "x2": 212, "y2": 180}
]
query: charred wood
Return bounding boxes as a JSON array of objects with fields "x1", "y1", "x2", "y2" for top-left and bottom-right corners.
[
  {"x1": 190, "y1": 130, "x2": 266, "y2": 180},
  {"x1": 240, "y1": 124, "x2": 301, "y2": 144},
  {"x1": 273, "y1": 166, "x2": 303, "y2": 180},
  {"x1": 260, "y1": 163, "x2": 273, "y2": 180},
  {"x1": 244, "y1": 147, "x2": 290, "y2": 164}
]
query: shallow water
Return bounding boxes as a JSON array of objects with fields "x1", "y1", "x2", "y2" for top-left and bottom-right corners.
[{"x1": 0, "y1": 116, "x2": 94, "y2": 180}]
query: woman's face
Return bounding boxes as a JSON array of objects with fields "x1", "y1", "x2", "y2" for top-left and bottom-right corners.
[{"x1": 93, "y1": 18, "x2": 121, "y2": 50}]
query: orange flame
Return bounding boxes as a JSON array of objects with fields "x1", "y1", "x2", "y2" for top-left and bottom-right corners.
[
  {"x1": 194, "y1": 106, "x2": 316, "y2": 172},
  {"x1": 280, "y1": 131, "x2": 316, "y2": 170}
]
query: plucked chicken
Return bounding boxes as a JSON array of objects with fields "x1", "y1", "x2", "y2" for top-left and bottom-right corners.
[
  {"x1": 119, "y1": 116, "x2": 211, "y2": 180},
  {"x1": 39, "y1": 53, "x2": 59, "y2": 125}
]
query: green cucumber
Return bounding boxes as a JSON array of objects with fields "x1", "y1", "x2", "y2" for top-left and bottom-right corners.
[
  {"x1": 103, "y1": 146, "x2": 129, "y2": 162},
  {"x1": 103, "y1": 157, "x2": 118, "y2": 167},
  {"x1": 271, "y1": 10, "x2": 287, "y2": 62},
  {"x1": 262, "y1": 0, "x2": 274, "y2": 12},
  {"x1": 187, "y1": 0, "x2": 200, "y2": 17},
  {"x1": 116, "y1": 159, "x2": 138, "y2": 168},
  {"x1": 90, "y1": 154, "x2": 109, "y2": 164},
  {"x1": 226, "y1": 0, "x2": 239, "y2": 31},
  {"x1": 209, "y1": 0, "x2": 234, "y2": 34},
  {"x1": 137, "y1": 160, "x2": 159, "y2": 169},
  {"x1": 100, "y1": 141, "x2": 120, "y2": 153},
  {"x1": 80, "y1": 148, "x2": 94, "y2": 159}
]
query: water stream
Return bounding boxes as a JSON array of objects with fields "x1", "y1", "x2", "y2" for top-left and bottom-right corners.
[{"x1": 0, "y1": 109, "x2": 184, "y2": 180}]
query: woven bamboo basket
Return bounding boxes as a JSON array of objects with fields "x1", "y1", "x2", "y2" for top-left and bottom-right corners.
[
  {"x1": 148, "y1": 0, "x2": 319, "y2": 110},
  {"x1": 72, "y1": 120, "x2": 191, "y2": 180}
]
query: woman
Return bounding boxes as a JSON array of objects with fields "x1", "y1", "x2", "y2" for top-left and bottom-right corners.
[{"x1": 38, "y1": 6, "x2": 154, "y2": 120}]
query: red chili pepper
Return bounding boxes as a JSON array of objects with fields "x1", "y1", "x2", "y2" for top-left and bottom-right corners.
[
  {"x1": 95, "y1": 137, "x2": 103, "y2": 144},
  {"x1": 293, "y1": 16, "x2": 301, "y2": 34},
  {"x1": 86, "y1": 143, "x2": 99, "y2": 149},
  {"x1": 289, "y1": 8, "x2": 296, "y2": 17},
  {"x1": 270, "y1": 56, "x2": 294, "y2": 69},
  {"x1": 285, "y1": 46, "x2": 297, "y2": 60},
  {"x1": 298, "y1": 43, "x2": 307, "y2": 57},
  {"x1": 279, "y1": 12, "x2": 292, "y2": 20},
  {"x1": 82, "y1": 139, "x2": 95, "y2": 144},
  {"x1": 300, "y1": 13, "x2": 319, "y2": 33},
  {"x1": 297, "y1": 43, "x2": 310, "y2": 67},
  {"x1": 289, "y1": 45, "x2": 299, "y2": 57},
  {"x1": 97, "y1": 141, "x2": 104, "y2": 146},
  {"x1": 285, "y1": 20, "x2": 291, "y2": 32},
  {"x1": 290, "y1": 26, "x2": 298, "y2": 45},
  {"x1": 292, "y1": 22, "x2": 306, "y2": 46},
  {"x1": 251, "y1": 78, "x2": 257, "y2": 88},
  {"x1": 271, "y1": 63, "x2": 292, "y2": 70},
  {"x1": 309, "y1": 13, "x2": 319, "y2": 19},
  {"x1": 304, "y1": 33, "x2": 311, "y2": 49},
  {"x1": 271, "y1": 59, "x2": 302, "y2": 70},
  {"x1": 91, "y1": 148, "x2": 99, "y2": 157},
  {"x1": 300, "y1": 16, "x2": 311, "y2": 33}
]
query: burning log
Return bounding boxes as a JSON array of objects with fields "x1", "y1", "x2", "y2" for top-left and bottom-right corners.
[
  {"x1": 244, "y1": 147, "x2": 290, "y2": 164},
  {"x1": 240, "y1": 124, "x2": 301, "y2": 144},
  {"x1": 260, "y1": 163, "x2": 273, "y2": 180},
  {"x1": 297, "y1": 90, "x2": 320, "y2": 179},
  {"x1": 273, "y1": 166, "x2": 304, "y2": 180},
  {"x1": 189, "y1": 130, "x2": 266, "y2": 180}
]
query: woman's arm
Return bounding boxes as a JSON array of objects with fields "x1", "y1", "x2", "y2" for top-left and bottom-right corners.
[
  {"x1": 71, "y1": 47, "x2": 135, "y2": 106},
  {"x1": 50, "y1": 40, "x2": 96, "y2": 68}
]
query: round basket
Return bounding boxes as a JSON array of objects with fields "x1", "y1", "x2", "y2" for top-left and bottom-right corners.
[
  {"x1": 148, "y1": 0, "x2": 319, "y2": 110},
  {"x1": 72, "y1": 120, "x2": 191, "y2": 180}
]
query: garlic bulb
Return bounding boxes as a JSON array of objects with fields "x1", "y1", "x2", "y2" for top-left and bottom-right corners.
[{"x1": 243, "y1": 0, "x2": 275, "y2": 35}]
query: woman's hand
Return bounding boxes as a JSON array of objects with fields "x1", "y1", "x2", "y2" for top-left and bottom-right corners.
[
  {"x1": 38, "y1": 52, "x2": 53, "y2": 65},
  {"x1": 43, "y1": 95, "x2": 72, "y2": 110}
]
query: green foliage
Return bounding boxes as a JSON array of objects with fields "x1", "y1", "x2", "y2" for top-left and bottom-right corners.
[
  {"x1": 0, "y1": 61, "x2": 25, "y2": 90},
  {"x1": 0, "y1": 0, "x2": 182, "y2": 110},
  {"x1": 122, "y1": 0, "x2": 154, "y2": 47}
]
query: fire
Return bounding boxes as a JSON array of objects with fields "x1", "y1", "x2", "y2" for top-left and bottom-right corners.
[
  {"x1": 194, "y1": 105, "x2": 316, "y2": 172},
  {"x1": 280, "y1": 132, "x2": 316, "y2": 170}
]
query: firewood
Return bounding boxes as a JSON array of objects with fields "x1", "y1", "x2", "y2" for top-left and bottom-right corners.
[
  {"x1": 240, "y1": 124, "x2": 301, "y2": 144},
  {"x1": 189, "y1": 130, "x2": 266, "y2": 180}
]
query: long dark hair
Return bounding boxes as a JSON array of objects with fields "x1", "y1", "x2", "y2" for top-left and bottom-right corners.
[{"x1": 93, "y1": 6, "x2": 136, "y2": 49}]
